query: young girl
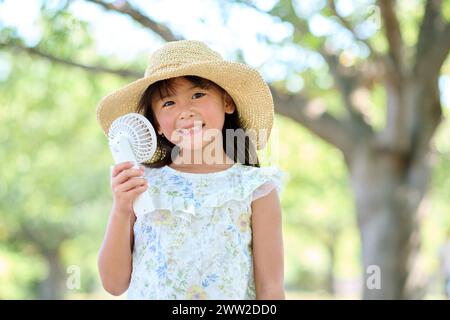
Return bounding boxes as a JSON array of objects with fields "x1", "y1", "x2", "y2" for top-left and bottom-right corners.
[{"x1": 96, "y1": 40, "x2": 288, "y2": 300}]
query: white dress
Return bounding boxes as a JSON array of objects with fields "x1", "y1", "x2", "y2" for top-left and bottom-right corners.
[{"x1": 126, "y1": 162, "x2": 288, "y2": 300}]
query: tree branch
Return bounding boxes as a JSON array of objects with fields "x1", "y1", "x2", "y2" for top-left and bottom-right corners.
[
  {"x1": 414, "y1": 0, "x2": 450, "y2": 82},
  {"x1": 318, "y1": 47, "x2": 374, "y2": 135},
  {"x1": 327, "y1": 0, "x2": 379, "y2": 58},
  {"x1": 236, "y1": 0, "x2": 375, "y2": 148},
  {"x1": 0, "y1": 41, "x2": 142, "y2": 78},
  {"x1": 412, "y1": 80, "x2": 443, "y2": 158},
  {"x1": 85, "y1": 0, "x2": 181, "y2": 42},
  {"x1": 405, "y1": 0, "x2": 448, "y2": 161},
  {"x1": 378, "y1": 0, "x2": 405, "y2": 78},
  {"x1": 375, "y1": 1, "x2": 448, "y2": 154},
  {"x1": 271, "y1": 87, "x2": 355, "y2": 155}
]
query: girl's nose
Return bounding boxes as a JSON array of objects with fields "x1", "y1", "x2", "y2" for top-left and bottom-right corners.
[{"x1": 179, "y1": 111, "x2": 196, "y2": 120}]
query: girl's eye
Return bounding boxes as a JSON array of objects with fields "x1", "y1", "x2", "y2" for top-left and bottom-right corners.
[
  {"x1": 162, "y1": 101, "x2": 174, "y2": 108},
  {"x1": 192, "y1": 92, "x2": 205, "y2": 99}
]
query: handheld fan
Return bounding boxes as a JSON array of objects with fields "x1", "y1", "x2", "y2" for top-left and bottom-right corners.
[{"x1": 108, "y1": 113, "x2": 157, "y2": 217}]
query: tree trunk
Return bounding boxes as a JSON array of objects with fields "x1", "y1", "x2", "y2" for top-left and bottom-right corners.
[
  {"x1": 38, "y1": 250, "x2": 66, "y2": 299},
  {"x1": 326, "y1": 241, "x2": 336, "y2": 296},
  {"x1": 348, "y1": 143, "x2": 430, "y2": 299}
]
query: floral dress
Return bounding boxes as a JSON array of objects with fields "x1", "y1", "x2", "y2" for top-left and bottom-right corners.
[{"x1": 126, "y1": 162, "x2": 288, "y2": 300}]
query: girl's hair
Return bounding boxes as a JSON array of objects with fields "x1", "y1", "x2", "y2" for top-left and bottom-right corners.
[{"x1": 136, "y1": 76, "x2": 260, "y2": 168}]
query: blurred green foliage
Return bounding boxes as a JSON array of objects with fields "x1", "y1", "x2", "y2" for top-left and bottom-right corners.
[{"x1": 0, "y1": 1, "x2": 449, "y2": 299}]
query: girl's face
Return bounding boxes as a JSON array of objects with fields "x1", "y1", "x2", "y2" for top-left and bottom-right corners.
[{"x1": 151, "y1": 77, "x2": 235, "y2": 151}]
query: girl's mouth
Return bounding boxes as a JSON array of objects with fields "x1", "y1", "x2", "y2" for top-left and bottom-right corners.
[{"x1": 178, "y1": 123, "x2": 205, "y2": 136}]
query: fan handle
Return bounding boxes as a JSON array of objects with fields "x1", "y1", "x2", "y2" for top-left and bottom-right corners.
[{"x1": 109, "y1": 133, "x2": 153, "y2": 217}]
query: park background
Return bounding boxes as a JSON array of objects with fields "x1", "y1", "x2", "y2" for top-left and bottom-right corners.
[{"x1": 0, "y1": 0, "x2": 449, "y2": 299}]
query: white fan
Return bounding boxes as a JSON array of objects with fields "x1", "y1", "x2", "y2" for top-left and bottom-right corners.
[{"x1": 108, "y1": 113, "x2": 157, "y2": 217}]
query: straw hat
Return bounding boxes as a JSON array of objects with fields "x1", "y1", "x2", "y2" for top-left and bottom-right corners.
[{"x1": 96, "y1": 40, "x2": 274, "y2": 159}]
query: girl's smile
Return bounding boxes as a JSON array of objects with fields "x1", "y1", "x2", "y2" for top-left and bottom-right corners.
[{"x1": 176, "y1": 120, "x2": 205, "y2": 136}]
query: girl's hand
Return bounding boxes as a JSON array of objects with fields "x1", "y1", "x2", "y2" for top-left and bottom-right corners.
[{"x1": 110, "y1": 161, "x2": 148, "y2": 217}]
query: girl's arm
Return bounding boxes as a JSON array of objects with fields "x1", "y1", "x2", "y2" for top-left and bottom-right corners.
[
  {"x1": 251, "y1": 188, "x2": 285, "y2": 300},
  {"x1": 98, "y1": 161, "x2": 146, "y2": 296},
  {"x1": 97, "y1": 207, "x2": 136, "y2": 296}
]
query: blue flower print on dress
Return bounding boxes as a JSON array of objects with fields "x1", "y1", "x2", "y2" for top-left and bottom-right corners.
[{"x1": 127, "y1": 162, "x2": 289, "y2": 299}]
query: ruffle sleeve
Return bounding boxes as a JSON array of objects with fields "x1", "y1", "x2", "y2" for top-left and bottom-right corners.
[{"x1": 249, "y1": 166, "x2": 289, "y2": 202}]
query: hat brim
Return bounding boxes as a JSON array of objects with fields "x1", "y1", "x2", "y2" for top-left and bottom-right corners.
[{"x1": 96, "y1": 60, "x2": 273, "y2": 150}]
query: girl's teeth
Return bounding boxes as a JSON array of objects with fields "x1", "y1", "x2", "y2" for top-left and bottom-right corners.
[{"x1": 181, "y1": 125, "x2": 203, "y2": 134}]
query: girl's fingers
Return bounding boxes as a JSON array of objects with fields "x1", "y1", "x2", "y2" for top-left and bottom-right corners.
[
  {"x1": 111, "y1": 161, "x2": 134, "y2": 178},
  {"x1": 131, "y1": 184, "x2": 148, "y2": 195},
  {"x1": 115, "y1": 177, "x2": 147, "y2": 193},
  {"x1": 114, "y1": 167, "x2": 145, "y2": 185}
]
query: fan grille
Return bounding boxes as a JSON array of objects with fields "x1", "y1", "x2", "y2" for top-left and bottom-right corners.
[{"x1": 108, "y1": 113, "x2": 157, "y2": 163}]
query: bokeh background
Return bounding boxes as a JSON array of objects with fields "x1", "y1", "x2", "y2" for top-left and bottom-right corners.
[{"x1": 0, "y1": 0, "x2": 449, "y2": 299}]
